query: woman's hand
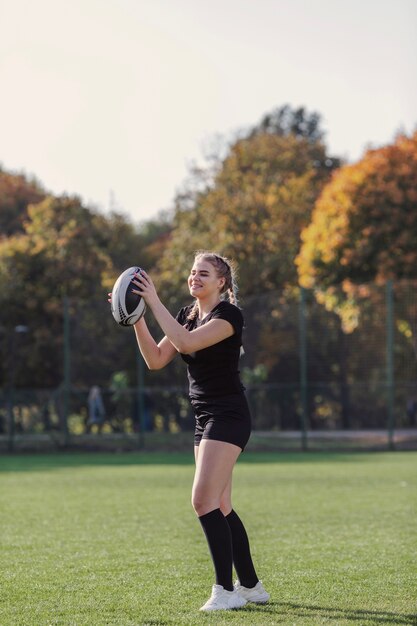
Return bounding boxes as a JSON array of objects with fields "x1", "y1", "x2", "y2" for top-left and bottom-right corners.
[{"x1": 131, "y1": 270, "x2": 160, "y2": 307}]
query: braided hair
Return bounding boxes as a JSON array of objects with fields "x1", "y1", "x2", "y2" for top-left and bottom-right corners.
[{"x1": 186, "y1": 251, "x2": 239, "y2": 321}]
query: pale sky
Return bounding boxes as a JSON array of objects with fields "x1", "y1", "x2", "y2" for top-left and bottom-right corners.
[{"x1": 1, "y1": 0, "x2": 416, "y2": 224}]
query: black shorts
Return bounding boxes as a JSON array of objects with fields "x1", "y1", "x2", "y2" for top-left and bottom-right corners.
[{"x1": 190, "y1": 393, "x2": 252, "y2": 451}]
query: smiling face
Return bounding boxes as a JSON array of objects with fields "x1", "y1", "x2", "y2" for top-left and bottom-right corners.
[{"x1": 188, "y1": 259, "x2": 225, "y2": 300}]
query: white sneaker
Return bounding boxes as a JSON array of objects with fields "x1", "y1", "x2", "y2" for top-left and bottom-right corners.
[
  {"x1": 199, "y1": 584, "x2": 247, "y2": 611},
  {"x1": 234, "y1": 580, "x2": 270, "y2": 603}
]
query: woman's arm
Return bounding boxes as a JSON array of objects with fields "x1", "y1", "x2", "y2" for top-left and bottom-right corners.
[
  {"x1": 132, "y1": 272, "x2": 234, "y2": 354},
  {"x1": 133, "y1": 317, "x2": 178, "y2": 370}
]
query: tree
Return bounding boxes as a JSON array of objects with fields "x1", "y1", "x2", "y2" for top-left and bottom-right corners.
[
  {"x1": 297, "y1": 131, "x2": 417, "y2": 289},
  {"x1": 0, "y1": 186, "x2": 177, "y2": 391},
  {"x1": 296, "y1": 131, "x2": 417, "y2": 330},
  {"x1": 296, "y1": 128, "x2": 417, "y2": 402},
  {"x1": 0, "y1": 167, "x2": 45, "y2": 237},
  {"x1": 158, "y1": 106, "x2": 340, "y2": 307},
  {"x1": 0, "y1": 195, "x2": 114, "y2": 387},
  {"x1": 92, "y1": 209, "x2": 173, "y2": 278},
  {"x1": 148, "y1": 106, "x2": 342, "y2": 390},
  {"x1": 249, "y1": 103, "x2": 324, "y2": 143}
]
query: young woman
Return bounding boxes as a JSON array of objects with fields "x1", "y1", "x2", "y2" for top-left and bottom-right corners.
[{"x1": 129, "y1": 251, "x2": 269, "y2": 612}]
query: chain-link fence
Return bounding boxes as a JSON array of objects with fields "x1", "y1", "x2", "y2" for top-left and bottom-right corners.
[{"x1": 1, "y1": 281, "x2": 417, "y2": 452}]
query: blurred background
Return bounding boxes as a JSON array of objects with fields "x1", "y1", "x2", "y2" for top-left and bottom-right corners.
[{"x1": 0, "y1": 0, "x2": 416, "y2": 452}]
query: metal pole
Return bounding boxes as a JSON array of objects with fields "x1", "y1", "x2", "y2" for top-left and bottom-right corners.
[
  {"x1": 6, "y1": 326, "x2": 28, "y2": 452},
  {"x1": 7, "y1": 332, "x2": 15, "y2": 453},
  {"x1": 63, "y1": 296, "x2": 71, "y2": 447},
  {"x1": 137, "y1": 351, "x2": 146, "y2": 449},
  {"x1": 386, "y1": 280, "x2": 395, "y2": 450},
  {"x1": 299, "y1": 287, "x2": 308, "y2": 451}
]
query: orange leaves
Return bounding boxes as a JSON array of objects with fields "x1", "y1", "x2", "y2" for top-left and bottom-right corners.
[
  {"x1": 296, "y1": 130, "x2": 417, "y2": 330},
  {"x1": 297, "y1": 130, "x2": 417, "y2": 290}
]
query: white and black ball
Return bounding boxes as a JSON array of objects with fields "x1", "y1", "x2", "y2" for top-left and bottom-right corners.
[{"x1": 111, "y1": 266, "x2": 146, "y2": 326}]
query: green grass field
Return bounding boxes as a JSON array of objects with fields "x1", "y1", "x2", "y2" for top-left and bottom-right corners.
[{"x1": 0, "y1": 451, "x2": 416, "y2": 626}]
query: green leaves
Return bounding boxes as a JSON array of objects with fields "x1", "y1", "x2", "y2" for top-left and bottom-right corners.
[{"x1": 158, "y1": 121, "x2": 338, "y2": 304}]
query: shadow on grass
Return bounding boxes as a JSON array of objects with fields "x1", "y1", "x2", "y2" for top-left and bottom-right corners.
[
  {"x1": 0, "y1": 449, "x2": 386, "y2": 473},
  {"x1": 243, "y1": 600, "x2": 417, "y2": 625}
]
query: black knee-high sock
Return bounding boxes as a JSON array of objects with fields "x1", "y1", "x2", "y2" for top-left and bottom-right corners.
[
  {"x1": 198, "y1": 508, "x2": 234, "y2": 591},
  {"x1": 225, "y1": 509, "x2": 259, "y2": 588}
]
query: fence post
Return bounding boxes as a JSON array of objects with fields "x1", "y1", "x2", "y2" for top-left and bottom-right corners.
[
  {"x1": 6, "y1": 395, "x2": 14, "y2": 452},
  {"x1": 63, "y1": 296, "x2": 71, "y2": 447},
  {"x1": 136, "y1": 351, "x2": 146, "y2": 449},
  {"x1": 6, "y1": 331, "x2": 15, "y2": 453},
  {"x1": 386, "y1": 280, "x2": 395, "y2": 450},
  {"x1": 7, "y1": 326, "x2": 29, "y2": 452},
  {"x1": 299, "y1": 287, "x2": 308, "y2": 451}
]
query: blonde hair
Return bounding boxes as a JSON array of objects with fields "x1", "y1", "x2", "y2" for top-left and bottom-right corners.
[{"x1": 186, "y1": 251, "x2": 239, "y2": 321}]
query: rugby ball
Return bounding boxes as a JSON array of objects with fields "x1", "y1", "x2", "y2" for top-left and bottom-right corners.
[{"x1": 111, "y1": 266, "x2": 146, "y2": 326}]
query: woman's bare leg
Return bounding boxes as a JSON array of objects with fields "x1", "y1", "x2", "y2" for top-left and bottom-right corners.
[
  {"x1": 192, "y1": 439, "x2": 241, "y2": 516},
  {"x1": 191, "y1": 439, "x2": 241, "y2": 592}
]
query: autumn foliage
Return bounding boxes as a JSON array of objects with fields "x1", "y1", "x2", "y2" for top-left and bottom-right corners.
[
  {"x1": 1, "y1": 109, "x2": 416, "y2": 390},
  {"x1": 295, "y1": 130, "x2": 417, "y2": 335},
  {"x1": 297, "y1": 131, "x2": 417, "y2": 289},
  {"x1": 0, "y1": 168, "x2": 45, "y2": 237},
  {"x1": 158, "y1": 129, "x2": 339, "y2": 303}
]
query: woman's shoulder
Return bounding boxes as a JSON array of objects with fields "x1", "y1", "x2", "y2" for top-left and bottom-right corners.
[
  {"x1": 216, "y1": 301, "x2": 242, "y2": 315},
  {"x1": 212, "y1": 301, "x2": 244, "y2": 327}
]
